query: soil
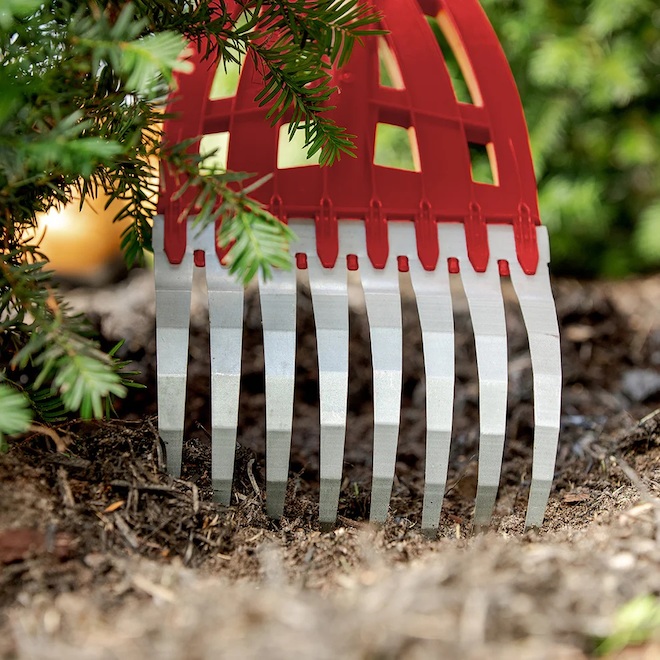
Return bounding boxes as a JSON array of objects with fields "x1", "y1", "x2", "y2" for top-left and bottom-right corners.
[{"x1": 1, "y1": 270, "x2": 659, "y2": 659}]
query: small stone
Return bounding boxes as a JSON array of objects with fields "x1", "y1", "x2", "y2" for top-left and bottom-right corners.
[
  {"x1": 621, "y1": 368, "x2": 660, "y2": 403},
  {"x1": 608, "y1": 552, "x2": 636, "y2": 571}
]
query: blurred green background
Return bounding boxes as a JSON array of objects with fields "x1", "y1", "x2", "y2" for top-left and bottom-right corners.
[
  {"x1": 385, "y1": 1, "x2": 659, "y2": 277},
  {"x1": 474, "y1": 0, "x2": 659, "y2": 277}
]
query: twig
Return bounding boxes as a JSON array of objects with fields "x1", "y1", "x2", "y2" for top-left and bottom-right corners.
[
  {"x1": 140, "y1": 517, "x2": 176, "y2": 544},
  {"x1": 183, "y1": 530, "x2": 194, "y2": 565},
  {"x1": 194, "y1": 421, "x2": 212, "y2": 441},
  {"x1": 612, "y1": 455, "x2": 660, "y2": 543},
  {"x1": 46, "y1": 454, "x2": 92, "y2": 470},
  {"x1": 191, "y1": 483, "x2": 199, "y2": 515},
  {"x1": 144, "y1": 417, "x2": 165, "y2": 471},
  {"x1": 192, "y1": 532, "x2": 219, "y2": 548},
  {"x1": 337, "y1": 515, "x2": 364, "y2": 530},
  {"x1": 613, "y1": 456, "x2": 659, "y2": 504},
  {"x1": 640, "y1": 408, "x2": 660, "y2": 427},
  {"x1": 113, "y1": 513, "x2": 140, "y2": 550},
  {"x1": 247, "y1": 458, "x2": 262, "y2": 501},
  {"x1": 29, "y1": 423, "x2": 70, "y2": 452},
  {"x1": 131, "y1": 574, "x2": 176, "y2": 603},
  {"x1": 57, "y1": 467, "x2": 75, "y2": 508},
  {"x1": 444, "y1": 454, "x2": 478, "y2": 496},
  {"x1": 110, "y1": 480, "x2": 178, "y2": 495}
]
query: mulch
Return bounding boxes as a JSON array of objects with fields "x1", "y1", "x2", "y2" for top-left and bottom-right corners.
[{"x1": 0, "y1": 272, "x2": 659, "y2": 658}]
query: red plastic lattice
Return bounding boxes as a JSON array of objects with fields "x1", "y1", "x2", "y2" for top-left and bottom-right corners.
[{"x1": 158, "y1": 0, "x2": 541, "y2": 275}]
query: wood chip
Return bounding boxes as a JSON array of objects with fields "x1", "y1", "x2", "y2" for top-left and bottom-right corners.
[
  {"x1": 564, "y1": 325, "x2": 596, "y2": 342},
  {"x1": 563, "y1": 493, "x2": 591, "y2": 504},
  {"x1": 131, "y1": 574, "x2": 176, "y2": 603},
  {"x1": 104, "y1": 500, "x2": 126, "y2": 513},
  {"x1": 0, "y1": 528, "x2": 77, "y2": 564},
  {"x1": 57, "y1": 467, "x2": 75, "y2": 508}
]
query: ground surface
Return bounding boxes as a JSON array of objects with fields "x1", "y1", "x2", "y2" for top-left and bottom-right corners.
[{"x1": 1, "y1": 271, "x2": 659, "y2": 659}]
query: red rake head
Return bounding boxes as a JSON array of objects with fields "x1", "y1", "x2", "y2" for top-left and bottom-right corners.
[{"x1": 159, "y1": 0, "x2": 540, "y2": 274}]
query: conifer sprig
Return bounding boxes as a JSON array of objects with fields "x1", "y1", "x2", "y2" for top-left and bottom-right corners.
[
  {"x1": 0, "y1": 0, "x2": 382, "y2": 441},
  {"x1": 133, "y1": 1, "x2": 384, "y2": 164}
]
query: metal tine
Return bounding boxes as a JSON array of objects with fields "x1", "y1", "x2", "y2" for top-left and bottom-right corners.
[
  {"x1": 205, "y1": 248, "x2": 245, "y2": 506},
  {"x1": 153, "y1": 218, "x2": 194, "y2": 478},
  {"x1": 361, "y1": 257, "x2": 403, "y2": 524},
  {"x1": 460, "y1": 255, "x2": 508, "y2": 530},
  {"x1": 307, "y1": 254, "x2": 349, "y2": 526},
  {"x1": 407, "y1": 260, "x2": 456, "y2": 534},
  {"x1": 504, "y1": 228, "x2": 562, "y2": 529},
  {"x1": 389, "y1": 222, "x2": 456, "y2": 533},
  {"x1": 258, "y1": 266, "x2": 297, "y2": 518}
]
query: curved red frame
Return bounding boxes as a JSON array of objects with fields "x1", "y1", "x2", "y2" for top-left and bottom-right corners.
[{"x1": 158, "y1": 0, "x2": 541, "y2": 275}]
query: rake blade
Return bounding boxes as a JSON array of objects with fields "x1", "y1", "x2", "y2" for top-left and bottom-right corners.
[
  {"x1": 461, "y1": 260, "x2": 509, "y2": 530},
  {"x1": 259, "y1": 267, "x2": 297, "y2": 518},
  {"x1": 206, "y1": 256, "x2": 244, "y2": 505},
  {"x1": 505, "y1": 230, "x2": 562, "y2": 530},
  {"x1": 154, "y1": 220, "x2": 193, "y2": 478},
  {"x1": 361, "y1": 259, "x2": 404, "y2": 523},
  {"x1": 408, "y1": 262, "x2": 455, "y2": 534},
  {"x1": 307, "y1": 254, "x2": 349, "y2": 526}
]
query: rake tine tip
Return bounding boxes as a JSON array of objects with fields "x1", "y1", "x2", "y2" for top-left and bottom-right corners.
[
  {"x1": 369, "y1": 477, "x2": 394, "y2": 524},
  {"x1": 159, "y1": 430, "x2": 184, "y2": 478},
  {"x1": 524, "y1": 477, "x2": 554, "y2": 530},
  {"x1": 471, "y1": 522, "x2": 491, "y2": 537},
  {"x1": 266, "y1": 482, "x2": 287, "y2": 519},
  {"x1": 420, "y1": 526, "x2": 439, "y2": 540},
  {"x1": 212, "y1": 484, "x2": 232, "y2": 506},
  {"x1": 473, "y1": 482, "x2": 500, "y2": 528},
  {"x1": 319, "y1": 477, "x2": 343, "y2": 526}
]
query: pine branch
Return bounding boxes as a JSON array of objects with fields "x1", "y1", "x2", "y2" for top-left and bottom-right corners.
[
  {"x1": 0, "y1": 0, "x2": 384, "y2": 434},
  {"x1": 130, "y1": 1, "x2": 385, "y2": 164},
  {"x1": 163, "y1": 142, "x2": 296, "y2": 285},
  {"x1": 0, "y1": 383, "x2": 32, "y2": 451},
  {"x1": 1, "y1": 255, "x2": 128, "y2": 421}
]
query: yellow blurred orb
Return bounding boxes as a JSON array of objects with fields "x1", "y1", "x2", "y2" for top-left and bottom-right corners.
[{"x1": 35, "y1": 193, "x2": 127, "y2": 279}]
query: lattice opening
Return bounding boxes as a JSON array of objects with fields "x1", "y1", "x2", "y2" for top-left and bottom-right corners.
[
  {"x1": 378, "y1": 37, "x2": 405, "y2": 89},
  {"x1": 469, "y1": 142, "x2": 498, "y2": 185},
  {"x1": 199, "y1": 132, "x2": 230, "y2": 173},
  {"x1": 209, "y1": 57, "x2": 241, "y2": 100},
  {"x1": 277, "y1": 124, "x2": 321, "y2": 169},
  {"x1": 374, "y1": 123, "x2": 420, "y2": 171},
  {"x1": 427, "y1": 13, "x2": 482, "y2": 105},
  {"x1": 209, "y1": 12, "x2": 254, "y2": 101}
]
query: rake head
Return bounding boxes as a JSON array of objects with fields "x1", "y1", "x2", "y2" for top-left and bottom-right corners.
[{"x1": 155, "y1": 0, "x2": 562, "y2": 532}]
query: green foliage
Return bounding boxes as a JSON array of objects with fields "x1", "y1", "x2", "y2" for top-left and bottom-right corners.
[
  {"x1": 595, "y1": 594, "x2": 660, "y2": 655},
  {"x1": 481, "y1": 0, "x2": 660, "y2": 277},
  {"x1": 218, "y1": 200, "x2": 296, "y2": 284},
  {"x1": 0, "y1": 0, "x2": 382, "y2": 437},
  {"x1": 168, "y1": 146, "x2": 297, "y2": 285},
  {"x1": 0, "y1": 383, "x2": 31, "y2": 451}
]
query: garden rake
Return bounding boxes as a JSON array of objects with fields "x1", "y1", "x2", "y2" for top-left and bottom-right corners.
[{"x1": 154, "y1": 0, "x2": 562, "y2": 532}]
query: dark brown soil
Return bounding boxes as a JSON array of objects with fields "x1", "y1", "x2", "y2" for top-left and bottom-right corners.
[{"x1": 1, "y1": 272, "x2": 659, "y2": 659}]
